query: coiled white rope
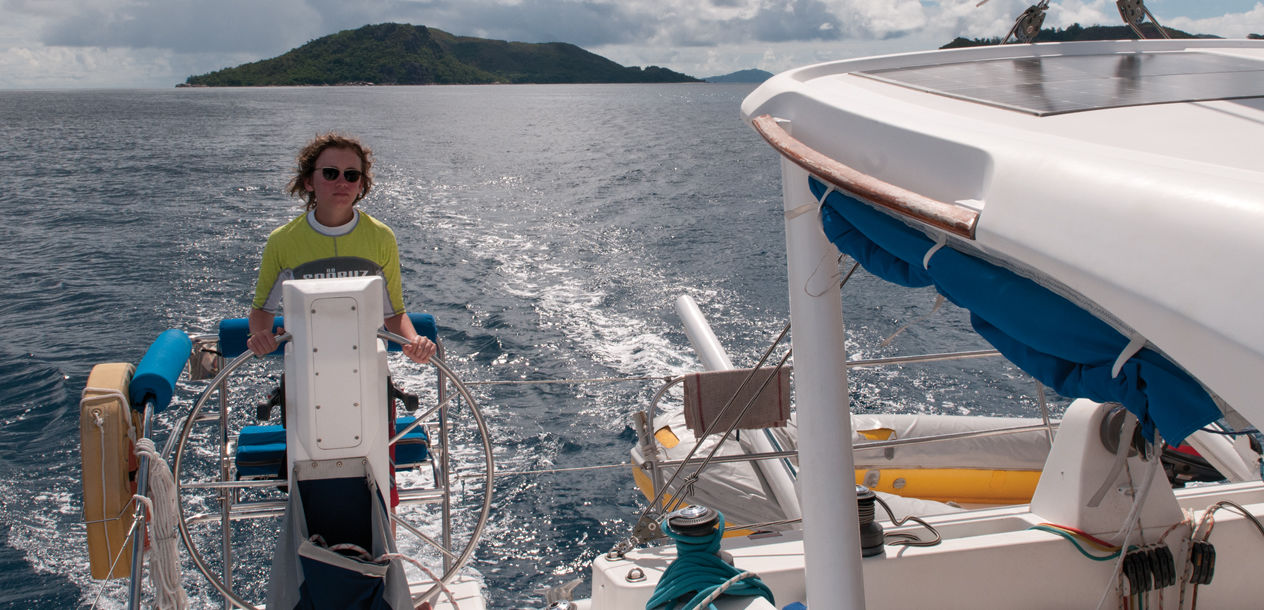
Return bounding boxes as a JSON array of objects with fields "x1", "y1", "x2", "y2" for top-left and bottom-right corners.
[{"x1": 134, "y1": 437, "x2": 189, "y2": 609}]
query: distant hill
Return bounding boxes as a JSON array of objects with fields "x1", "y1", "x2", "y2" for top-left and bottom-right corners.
[
  {"x1": 182, "y1": 23, "x2": 700, "y2": 86},
  {"x1": 704, "y1": 69, "x2": 773, "y2": 83},
  {"x1": 942, "y1": 23, "x2": 1214, "y2": 48}
]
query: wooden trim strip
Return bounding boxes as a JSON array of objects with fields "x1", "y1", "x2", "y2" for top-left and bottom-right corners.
[{"x1": 751, "y1": 114, "x2": 978, "y2": 239}]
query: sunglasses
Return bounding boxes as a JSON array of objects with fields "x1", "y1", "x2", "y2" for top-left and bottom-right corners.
[{"x1": 319, "y1": 167, "x2": 363, "y2": 183}]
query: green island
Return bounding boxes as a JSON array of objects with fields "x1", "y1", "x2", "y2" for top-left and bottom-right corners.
[{"x1": 181, "y1": 23, "x2": 699, "y2": 87}]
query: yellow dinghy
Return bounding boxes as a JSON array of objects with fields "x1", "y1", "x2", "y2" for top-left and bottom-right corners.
[{"x1": 633, "y1": 409, "x2": 1053, "y2": 531}]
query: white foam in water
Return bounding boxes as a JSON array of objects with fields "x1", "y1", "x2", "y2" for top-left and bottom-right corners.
[
  {"x1": 1, "y1": 472, "x2": 146, "y2": 609},
  {"x1": 487, "y1": 233, "x2": 697, "y2": 378}
]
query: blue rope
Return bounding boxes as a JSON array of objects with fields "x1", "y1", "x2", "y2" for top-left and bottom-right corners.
[{"x1": 644, "y1": 512, "x2": 775, "y2": 610}]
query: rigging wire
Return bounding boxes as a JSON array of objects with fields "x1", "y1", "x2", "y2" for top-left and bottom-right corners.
[
  {"x1": 462, "y1": 375, "x2": 673, "y2": 387},
  {"x1": 455, "y1": 462, "x2": 628, "y2": 478}
]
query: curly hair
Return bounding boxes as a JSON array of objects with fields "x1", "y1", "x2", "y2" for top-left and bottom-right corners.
[{"x1": 287, "y1": 133, "x2": 374, "y2": 210}]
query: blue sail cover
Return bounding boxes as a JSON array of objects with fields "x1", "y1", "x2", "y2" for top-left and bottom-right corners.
[{"x1": 810, "y1": 177, "x2": 1220, "y2": 445}]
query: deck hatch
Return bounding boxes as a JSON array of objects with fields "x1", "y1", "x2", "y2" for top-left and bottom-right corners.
[{"x1": 857, "y1": 51, "x2": 1264, "y2": 116}]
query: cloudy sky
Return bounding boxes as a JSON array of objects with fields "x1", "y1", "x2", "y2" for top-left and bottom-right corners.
[{"x1": 2, "y1": 0, "x2": 1261, "y2": 88}]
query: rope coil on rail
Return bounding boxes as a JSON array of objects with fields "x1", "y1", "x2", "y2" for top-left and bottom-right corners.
[{"x1": 134, "y1": 437, "x2": 189, "y2": 609}]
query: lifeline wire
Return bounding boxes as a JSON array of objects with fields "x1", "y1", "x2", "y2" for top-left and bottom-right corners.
[
  {"x1": 90, "y1": 519, "x2": 141, "y2": 610},
  {"x1": 463, "y1": 375, "x2": 673, "y2": 387},
  {"x1": 661, "y1": 347, "x2": 794, "y2": 519}
]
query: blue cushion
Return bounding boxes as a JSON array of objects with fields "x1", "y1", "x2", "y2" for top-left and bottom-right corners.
[
  {"x1": 240, "y1": 424, "x2": 285, "y2": 445},
  {"x1": 236, "y1": 424, "x2": 286, "y2": 478},
  {"x1": 394, "y1": 416, "x2": 430, "y2": 467},
  {"x1": 234, "y1": 420, "x2": 430, "y2": 478}
]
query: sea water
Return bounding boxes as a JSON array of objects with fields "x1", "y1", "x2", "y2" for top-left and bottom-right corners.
[{"x1": 0, "y1": 84, "x2": 1058, "y2": 608}]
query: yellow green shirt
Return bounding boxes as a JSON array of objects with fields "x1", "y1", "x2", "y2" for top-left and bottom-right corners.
[{"x1": 252, "y1": 210, "x2": 406, "y2": 317}]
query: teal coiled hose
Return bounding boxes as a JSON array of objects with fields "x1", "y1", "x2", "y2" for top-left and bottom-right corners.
[{"x1": 645, "y1": 510, "x2": 775, "y2": 610}]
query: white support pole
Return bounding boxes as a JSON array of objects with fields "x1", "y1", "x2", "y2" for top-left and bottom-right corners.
[
  {"x1": 674, "y1": 295, "x2": 802, "y2": 520},
  {"x1": 676, "y1": 295, "x2": 736, "y2": 371},
  {"x1": 780, "y1": 154, "x2": 865, "y2": 608}
]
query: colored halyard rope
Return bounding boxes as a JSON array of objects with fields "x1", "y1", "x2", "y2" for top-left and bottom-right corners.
[
  {"x1": 1030, "y1": 525, "x2": 1121, "y2": 561},
  {"x1": 1035, "y1": 523, "x2": 1121, "y2": 552},
  {"x1": 1196, "y1": 500, "x2": 1264, "y2": 540},
  {"x1": 645, "y1": 512, "x2": 774, "y2": 610}
]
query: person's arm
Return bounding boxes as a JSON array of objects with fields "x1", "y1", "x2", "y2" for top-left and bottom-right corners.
[
  {"x1": 384, "y1": 313, "x2": 436, "y2": 364},
  {"x1": 246, "y1": 307, "x2": 284, "y2": 356}
]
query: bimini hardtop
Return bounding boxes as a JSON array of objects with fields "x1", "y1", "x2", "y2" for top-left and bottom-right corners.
[
  {"x1": 741, "y1": 38, "x2": 1264, "y2": 446},
  {"x1": 80, "y1": 276, "x2": 493, "y2": 609},
  {"x1": 559, "y1": 37, "x2": 1264, "y2": 610}
]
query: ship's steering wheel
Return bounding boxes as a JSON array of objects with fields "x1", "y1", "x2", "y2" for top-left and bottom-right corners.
[{"x1": 171, "y1": 331, "x2": 494, "y2": 609}]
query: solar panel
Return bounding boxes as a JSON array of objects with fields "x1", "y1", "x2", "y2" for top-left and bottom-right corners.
[{"x1": 858, "y1": 51, "x2": 1264, "y2": 116}]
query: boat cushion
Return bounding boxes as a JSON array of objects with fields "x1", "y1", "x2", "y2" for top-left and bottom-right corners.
[
  {"x1": 393, "y1": 416, "x2": 430, "y2": 467},
  {"x1": 236, "y1": 425, "x2": 287, "y2": 479}
]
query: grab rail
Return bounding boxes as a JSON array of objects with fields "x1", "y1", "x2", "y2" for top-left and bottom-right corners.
[{"x1": 749, "y1": 114, "x2": 979, "y2": 239}]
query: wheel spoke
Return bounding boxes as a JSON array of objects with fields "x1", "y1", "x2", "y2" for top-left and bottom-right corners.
[{"x1": 392, "y1": 513, "x2": 460, "y2": 562}]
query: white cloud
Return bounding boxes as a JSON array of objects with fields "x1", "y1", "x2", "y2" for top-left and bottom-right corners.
[
  {"x1": 592, "y1": 31, "x2": 946, "y2": 79},
  {"x1": 1046, "y1": 0, "x2": 1114, "y2": 30},
  {"x1": 0, "y1": 0, "x2": 1260, "y2": 88},
  {"x1": 1164, "y1": 4, "x2": 1264, "y2": 38},
  {"x1": 831, "y1": 0, "x2": 929, "y2": 37},
  {"x1": 0, "y1": 45, "x2": 176, "y2": 89},
  {"x1": 38, "y1": 0, "x2": 320, "y2": 54}
]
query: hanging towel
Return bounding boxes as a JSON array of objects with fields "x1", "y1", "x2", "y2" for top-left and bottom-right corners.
[{"x1": 682, "y1": 367, "x2": 791, "y2": 433}]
